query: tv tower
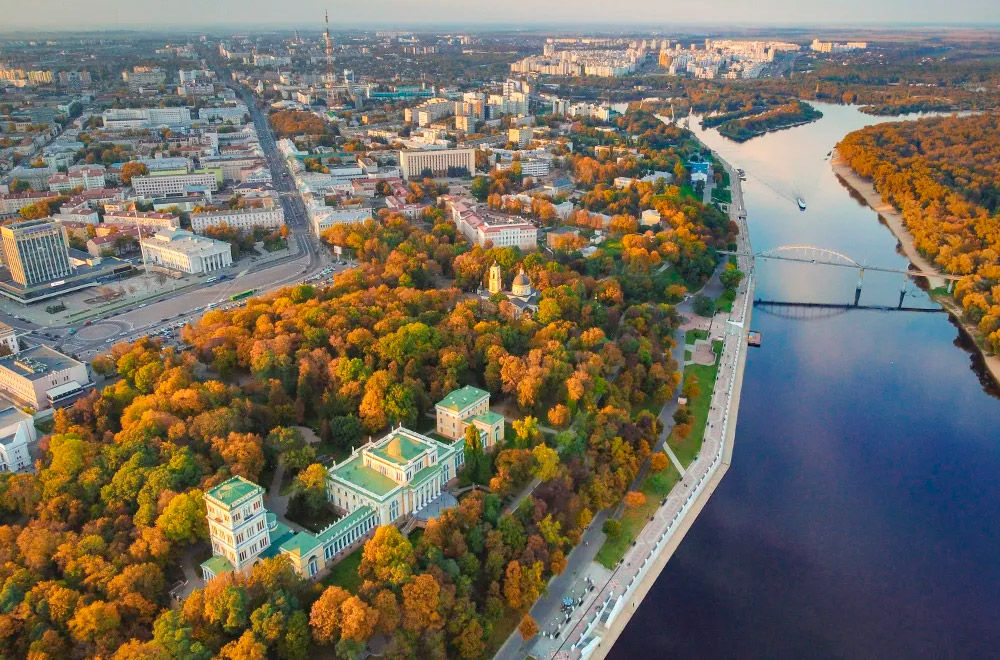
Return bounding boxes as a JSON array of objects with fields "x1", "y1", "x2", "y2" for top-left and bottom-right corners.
[{"x1": 324, "y1": 10, "x2": 334, "y2": 87}]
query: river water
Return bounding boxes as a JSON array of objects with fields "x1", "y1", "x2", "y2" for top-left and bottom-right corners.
[{"x1": 608, "y1": 103, "x2": 1000, "y2": 659}]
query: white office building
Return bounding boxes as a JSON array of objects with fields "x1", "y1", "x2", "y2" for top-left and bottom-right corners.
[
  {"x1": 140, "y1": 229, "x2": 233, "y2": 274},
  {"x1": 101, "y1": 107, "x2": 192, "y2": 130},
  {"x1": 399, "y1": 148, "x2": 476, "y2": 179},
  {"x1": 131, "y1": 173, "x2": 219, "y2": 197},
  {"x1": 191, "y1": 207, "x2": 285, "y2": 233}
]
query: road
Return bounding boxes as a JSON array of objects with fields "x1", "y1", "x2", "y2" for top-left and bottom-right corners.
[{"x1": 1, "y1": 66, "x2": 330, "y2": 359}]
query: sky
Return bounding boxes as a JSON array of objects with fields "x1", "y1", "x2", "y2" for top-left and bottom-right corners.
[{"x1": 2, "y1": 0, "x2": 999, "y2": 31}]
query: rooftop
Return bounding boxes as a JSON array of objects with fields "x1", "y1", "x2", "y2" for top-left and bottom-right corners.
[
  {"x1": 279, "y1": 531, "x2": 321, "y2": 558},
  {"x1": 330, "y1": 454, "x2": 399, "y2": 498},
  {"x1": 437, "y1": 385, "x2": 489, "y2": 412},
  {"x1": 0, "y1": 344, "x2": 83, "y2": 382},
  {"x1": 471, "y1": 411, "x2": 504, "y2": 426},
  {"x1": 205, "y1": 475, "x2": 263, "y2": 507},
  {"x1": 200, "y1": 555, "x2": 234, "y2": 576},
  {"x1": 370, "y1": 431, "x2": 427, "y2": 465}
]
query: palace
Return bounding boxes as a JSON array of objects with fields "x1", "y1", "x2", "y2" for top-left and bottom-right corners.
[{"x1": 201, "y1": 386, "x2": 505, "y2": 581}]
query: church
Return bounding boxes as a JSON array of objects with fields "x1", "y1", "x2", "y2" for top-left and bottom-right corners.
[{"x1": 485, "y1": 262, "x2": 539, "y2": 318}]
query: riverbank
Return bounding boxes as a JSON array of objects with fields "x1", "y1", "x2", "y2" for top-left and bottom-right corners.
[
  {"x1": 581, "y1": 155, "x2": 754, "y2": 660},
  {"x1": 830, "y1": 149, "x2": 1000, "y2": 386}
]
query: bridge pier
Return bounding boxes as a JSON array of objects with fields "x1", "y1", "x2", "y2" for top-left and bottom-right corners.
[
  {"x1": 947, "y1": 279, "x2": 955, "y2": 294},
  {"x1": 898, "y1": 273, "x2": 908, "y2": 309},
  {"x1": 854, "y1": 268, "x2": 865, "y2": 307}
]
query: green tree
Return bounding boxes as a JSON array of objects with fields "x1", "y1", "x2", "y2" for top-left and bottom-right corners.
[{"x1": 155, "y1": 490, "x2": 207, "y2": 544}]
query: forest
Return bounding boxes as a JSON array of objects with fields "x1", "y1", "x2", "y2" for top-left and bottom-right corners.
[
  {"x1": 837, "y1": 112, "x2": 1000, "y2": 352},
  {"x1": 0, "y1": 181, "x2": 736, "y2": 658}
]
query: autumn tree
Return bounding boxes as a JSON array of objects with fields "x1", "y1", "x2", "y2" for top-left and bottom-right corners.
[
  {"x1": 402, "y1": 574, "x2": 442, "y2": 632},
  {"x1": 518, "y1": 615, "x2": 539, "y2": 641},
  {"x1": 650, "y1": 452, "x2": 670, "y2": 472},
  {"x1": 624, "y1": 491, "x2": 646, "y2": 508},
  {"x1": 360, "y1": 525, "x2": 414, "y2": 586},
  {"x1": 120, "y1": 161, "x2": 149, "y2": 185},
  {"x1": 310, "y1": 585, "x2": 350, "y2": 645}
]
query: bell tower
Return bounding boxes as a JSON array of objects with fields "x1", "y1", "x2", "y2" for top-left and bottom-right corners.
[{"x1": 487, "y1": 262, "x2": 502, "y2": 295}]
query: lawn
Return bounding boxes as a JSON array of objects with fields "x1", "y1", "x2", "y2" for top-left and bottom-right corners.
[
  {"x1": 711, "y1": 187, "x2": 732, "y2": 204},
  {"x1": 685, "y1": 328, "x2": 708, "y2": 344},
  {"x1": 669, "y1": 341, "x2": 722, "y2": 467},
  {"x1": 320, "y1": 545, "x2": 363, "y2": 592},
  {"x1": 715, "y1": 288, "x2": 736, "y2": 313},
  {"x1": 595, "y1": 468, "x2": 680, "y2": 569}
]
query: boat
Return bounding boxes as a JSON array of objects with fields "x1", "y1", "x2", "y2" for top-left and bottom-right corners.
[{"x1": 797, "y1": 198, "x2": 807, "y2": 211}]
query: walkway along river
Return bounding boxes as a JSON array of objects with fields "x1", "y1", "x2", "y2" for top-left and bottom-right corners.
[{"x1": 607, "y1": 102, "x2": 1000, "y2": 659}]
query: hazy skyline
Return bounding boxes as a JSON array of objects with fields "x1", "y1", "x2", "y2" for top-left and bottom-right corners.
[{"x1": 2, "y1": 0, "x2": 1000, "y2": 31}]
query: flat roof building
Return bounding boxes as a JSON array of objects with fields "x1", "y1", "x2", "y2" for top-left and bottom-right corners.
[
  {"x1": 191, "y1": 206, "x2": 285, "y2": 234},
  {"x1": 399, "y1": 148, "x2": 476, "y2": 180},
  {"x1": 140, "y1": 229, "x2": 233, "y2": 274},
  {"x1": 131, "y1": 173, "x2": 219, "y2": 197},
  {"x1": 0, "y1": 344, "x2": 91, "y2": 411}
]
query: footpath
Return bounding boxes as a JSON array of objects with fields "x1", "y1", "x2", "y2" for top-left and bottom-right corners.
[{"x1": 495, "y1": 157, "x2": 755, "y2": 660}]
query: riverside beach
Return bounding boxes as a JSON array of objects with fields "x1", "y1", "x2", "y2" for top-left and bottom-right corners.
[{"x1": 830, "y1": 149, "x2": 1000, "y2": 387}]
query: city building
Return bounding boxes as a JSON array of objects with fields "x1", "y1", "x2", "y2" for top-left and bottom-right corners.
[
  {"x1": 509, "y1": 127, "x2": 534, "y2": 148},
  {"x1": 0, "y1": 344, "x2": 91, "y2": 410},
  {"x1": 140, "y1": 229, "x2": 233, "y2": 274},
  {"x1": 0, "y1": 398, "x2": 35, "y2": 473},
  {"x1": 47, "y1": 165, "x2": 107, "y2": 193},
  {"x1": 442, "y1": 196, "x2": 538, "y2": 251},
  {"x1": 434, "y1": 385, "x2": 504, "y2": 445},
  {"x1": 311, "y1": 207, "x2": 373, "y2": 236},
  {"x1": 0, "y1": 220, "x2": 73, "y2": 286},
  {"x1": 131, "y1": 173, "x2": 219, "y2": 197},
  {"x1": 103, "y1": 210, "x2": 180, "y2": 232},
  {"x1": 101, "y1": 107, "x2": 191, "y2": 130},
  {"x1": 122, "y1": 66, "x2": 167, "y2": 90},
  {"x1": 0, "y1": 323, "x2": 18, "y2": 356},
  {"x1": 191, "y1": 207, "x2": 285, "y2": 233},
  {"x1": 399, "y1": 148, "x2": 476, "y2": 179},
  {"x1": 0, "y1": 191, "x2": 60, "y2": 216}
]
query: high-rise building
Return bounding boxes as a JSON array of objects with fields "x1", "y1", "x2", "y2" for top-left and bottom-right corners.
[{"x1": 0, "y1": 220, "x2": 74, "y2": 286}]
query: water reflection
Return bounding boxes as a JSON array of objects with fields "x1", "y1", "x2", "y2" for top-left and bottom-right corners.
[{"x1": 608, "y1": 103, "x2": 1000, "y2": 660}]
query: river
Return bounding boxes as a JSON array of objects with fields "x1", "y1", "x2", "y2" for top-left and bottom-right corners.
[{"x1": 607, "y1": 102, "x2": 1000, "y2": 659}]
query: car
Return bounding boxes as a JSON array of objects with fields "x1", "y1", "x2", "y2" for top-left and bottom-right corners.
[
  {"x1": 105, "y1": 338, "x2": 116, "y2": 344},
  {"x1": 139, "y1": 303, "x2": 147, "y2": 308},
  {"x1": 84, "y1": 320, "x2": 92, "y2": 326}
]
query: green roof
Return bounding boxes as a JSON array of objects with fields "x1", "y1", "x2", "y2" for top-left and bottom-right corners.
[
  {"x1": 206, "y1": 476, "x2": 263, "y2": 507},
  {"x1": 201, "y1": 555, "x2": 234, "y2": 576},
  {"x1": 279, "y1": 531, "x2": 322, "y2": 557},
  {"x1": 411, "y1": 463, "x2": 441, "y2": 488},
  {"x1": 316, "y1": 505, "x2": 375, "y2": 544},
  {"x1": 436, "y1": 385, "x2": 489, "y2": 412},
  {"x1": 261, "y1": 520, "x2": 296, "y2": 559},
  {"x1": 471, "y1": 411, "x2": 504, "y2": 426},
  {"x1": 331, "y1": 454, "x2": 399, "y2": 497},
  {"x1": 370, "y1": 432, "x2": 427, "y2": 465}
]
